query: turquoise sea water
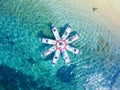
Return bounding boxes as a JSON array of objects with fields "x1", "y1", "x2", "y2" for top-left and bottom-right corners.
[{"x1": 0, "y1": 0, "x2": 120, "y2": 90}]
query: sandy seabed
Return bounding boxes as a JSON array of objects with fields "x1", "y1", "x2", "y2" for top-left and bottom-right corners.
[{"x1": 0, "y1": 0, "x2": 120, "y2": 90}]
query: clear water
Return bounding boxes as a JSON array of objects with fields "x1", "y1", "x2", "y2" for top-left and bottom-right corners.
[{"x1": 0, "y1": 0, "x2": 120, "y2": 90}]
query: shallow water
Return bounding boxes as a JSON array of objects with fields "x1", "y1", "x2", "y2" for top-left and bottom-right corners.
[{"x1": 0, "y1": 0, "x2": 120, "y2": 90}]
